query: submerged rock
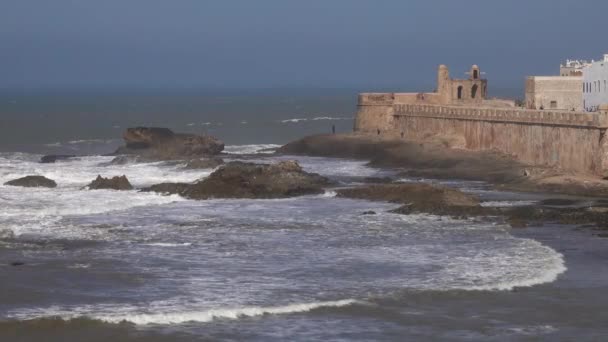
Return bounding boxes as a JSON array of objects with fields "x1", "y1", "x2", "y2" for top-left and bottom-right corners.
[
  {"x1": 0, "y1": 229, "x2": 15, "y2": 240},
  {"x1": 184, "y1": 157, "x2": 225, "y2": 169},
  {"x1": 144, "y1": 160, "x2": 330, "y2": 199},
  {"x1": 113, "y1": 127, "x2": 224, "y2": 160},
  {"x1": 336, "y1": 183, "x2": 481, "y2": 216},
  {"x1": 86, "y1": 175, "x2": 133, "y2": 191},
  {"x1": 40, "y1": 155, "x2": 76, "y2": 163},
  {"x1": 4, "y1": 176, "x2": 57, "y2": 188}
]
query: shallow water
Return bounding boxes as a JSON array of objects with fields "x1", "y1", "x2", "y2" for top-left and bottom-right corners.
[{"x1": 2, "y1": 145, "x2": 604, "y2": 341}]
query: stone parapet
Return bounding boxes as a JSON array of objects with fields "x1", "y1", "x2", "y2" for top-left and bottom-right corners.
[
  {"x1": 358, "y1": 93, "x2": 395, "y2": 106},
  {"x1": 394, "y1": 103, "x2": 606, "y2": 129}
]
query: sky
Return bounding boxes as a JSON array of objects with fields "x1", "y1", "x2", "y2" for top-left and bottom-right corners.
[{"x1": 1, "y1": 0, "x2": 606, "y2": 91}]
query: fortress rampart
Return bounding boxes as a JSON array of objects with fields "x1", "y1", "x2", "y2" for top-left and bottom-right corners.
[{"x1": 355, "y1": 92, "x2": 608, "y2": 176}]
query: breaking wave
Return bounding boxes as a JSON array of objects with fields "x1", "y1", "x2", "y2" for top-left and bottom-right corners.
[
  {"x1": 279, "y1": 116, "x2": 351, "y2": 123},
  {"x1": 223, "y1": 144, "x2": 281, "y2": 154}
]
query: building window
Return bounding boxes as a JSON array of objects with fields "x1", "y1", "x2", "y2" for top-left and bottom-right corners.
[
  {"x1": 471, "y1": 84, "x2": 478, "y2": 99},
  {"x1": 550, "y1": 101, "x2": 557, "y2": 109},
  {"x1": 457, "y1": 86, "x2": 463, "y2": 99}
]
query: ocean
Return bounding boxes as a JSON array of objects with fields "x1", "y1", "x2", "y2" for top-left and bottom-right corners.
[{"x1": 1, "y1": 90, "x2": 607, "y2": 341}]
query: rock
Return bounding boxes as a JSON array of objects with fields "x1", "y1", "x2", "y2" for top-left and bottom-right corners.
[
  {"x1": 508, "y1": 217, "x2": 528, "y2": 228},
  {"x1": 184, "y1": 157, "x2": 225, "y2": 169},
  {"x1": 0, "y1": 229, "x2": 15, "y2": 240},
  {"x1": 141, "y1": 182, "x2": 190, "y2": 195},
  {"x1": 4, "y1": 176, "x2": 57, "y2": 188},
  {"x1": 86, "y1": 175, "x2": 133, "y2": 190},
  {"x1": 362, "y1": 177, "x2": 393, "y2": 184},
  {"x1": 336, "y1": 183, "x2": 482, "y2": 216},
  {"x1": 539, "y1": 198, "x2": 580, "y2": 206},
  {"x1": 145, "y1": 160, "x2": 330, "y2": 199},
  {"x1": 10, "y1": 262, "x2": 25, "y2": 267},
  {"x1": 361, "y1": 211, "x2": 377, "y2": 215},
  {"x1": 40, "y1": 155, "x2": 76, "y2": 163},
  {"x1": 114, "y1": 127, "x2": 224, "y2": 160},
  {"x1": 108, "y1": 155, "x2": 142, "y2": 165}
]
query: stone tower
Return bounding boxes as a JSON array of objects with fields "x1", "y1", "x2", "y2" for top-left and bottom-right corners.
[
  {"x1": 437, "y1": 64, "x2": 451, "y2": 103},
  {"x1": 470, "y1": 65, "x2": 481, "y2": 80}
]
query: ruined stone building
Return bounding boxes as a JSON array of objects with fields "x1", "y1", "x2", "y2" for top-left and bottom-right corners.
[
  {"x1": 583, "y1": 54, "x2": 608, "y2": 112},
  {"x1": 379, "y1": 65, "x2": 512, "y2": 108}
]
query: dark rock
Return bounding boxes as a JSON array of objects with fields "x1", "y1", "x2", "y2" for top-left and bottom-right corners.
[
  {"x1": 108, "y1": 155, "x2": 142, "y2": 165},
  {"x1": 144, "y1": 160, "x2": 330, "y2": 199},
  {"x1": 362, "y1": 177, "x2": 393, "y2": 184},
  {"x1": 114, "y1": 127, "x2": 224, "y2": 160},
  {"x1": 184, "y1": 157, "x2": 225, "y2": 169},
  {"x1": 361, "y1": 211, "x2": 377, "y2": 215},
  {"x1": 0, "y1": 229, "x2": 15, "y2": 240},
  {"x1": 86, "y1": 175, "x2": 133, "y2": 191},
  {"x1": 508, "y1": 217, "x2": 528, "y2": 228},
  {"x1": 10, "y1": 262, "x2": 25, "y2": 267},
  {"x1": 4, "y1": 176, "x2": 57, "y2": 188},
  {"x1": 141, "y1": 182, "x2": 190, "y2": 195},
  {"x1": 336, "y1": 183, "x2": 482, "y2": 216},
  {"x1": 539, "y1": 198, "x2": 580, "y2": 206},
  {"x1": 40, "y1": 155, "x2": 76, "y2": 163}
]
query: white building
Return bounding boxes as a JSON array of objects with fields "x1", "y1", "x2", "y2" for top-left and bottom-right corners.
[
  {"x1": 583, "y1": 54, "x2": 608, "y2": 112},
  {"x1": 560, "y1": 59, "x2": 591, "y2": 76}
]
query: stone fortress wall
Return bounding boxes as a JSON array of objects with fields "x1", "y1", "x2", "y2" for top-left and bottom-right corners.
[{"x1": 355, "y1": 65, "x2": 608, "y2": 176}]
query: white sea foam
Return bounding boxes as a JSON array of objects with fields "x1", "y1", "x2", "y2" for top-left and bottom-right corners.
[
  {"x1": 10, "y1": 299, "x2": 360, "y2": 326},
  {"x1": 143, "y1": 242, "x2": 193, "y2": 247},
  {"x1": 223, "y1": 144, "x2": 281, "y2": 154},
  {"x1": 103, "y1": 299, "x2": 360, "y2": 325},
  {"x1": 322, "y1": 190, "x2": 337, "y2": 197},
  {"x1": 481, "y1": 200, "x2": 538, "y2": 207},
  {"x1": 311, "y1": 116, "x2": 351, "y2": 121},
  {"x1": 280, "y1": 118, "x2": 308, "y2": 123},
  {"x1": 279, "y1": 116, "x2": 351, "y2": 123}
]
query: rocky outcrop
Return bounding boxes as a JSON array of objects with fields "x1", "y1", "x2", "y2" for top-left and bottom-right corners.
[
  {"x1": 336, "y1": 183, "x2": 482, "y2": 216},
  {"x1": 143, "y1": 160, "x2": 330, "y2": 199},
  {"x1": 113, "y1": 127, "x2": 224, "y2": 160},
  {"x1": 40, "y1": 155, "x2": 76, "y2": 163},
  {"x1": 184, "y1": 157, "x2": 225, "y2": 169},
  {"x1": 86, "y1": 175, "x2": 133, "y2": 190},
  {"x1": 141, "y1": 182, "x2": 190, "y2": 195},
  {"x1": 4, "y1": 176, "x2": 57, "y2": 188}
]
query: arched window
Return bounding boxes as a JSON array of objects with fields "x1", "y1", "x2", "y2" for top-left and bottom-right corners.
[
  {"x1": 473, "y1": 70, "x2": 479, "y2": 79},
  {"x1": 471, "y1": 84, "x2": 478, "y2": 99},
  {"x1": 457, "y1": 86, "x2": 463, "y2": 99}
]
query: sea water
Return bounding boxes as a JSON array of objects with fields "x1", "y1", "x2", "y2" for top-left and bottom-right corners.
[{"x1": 0, "y1": 90, "x2": 607, "y2": 341}]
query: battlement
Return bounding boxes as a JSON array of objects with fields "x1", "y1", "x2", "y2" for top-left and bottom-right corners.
[{"x1": 394, "y1": 103, "x2": 608, "y2": 129}]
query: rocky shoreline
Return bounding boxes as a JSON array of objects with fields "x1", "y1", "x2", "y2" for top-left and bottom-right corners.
[
  {"x1": 14, "y1": 128, "x2": 608, "y2": 237},
  {"x1": 278, "y1": 133, "x2": 608, "y2": 235}
]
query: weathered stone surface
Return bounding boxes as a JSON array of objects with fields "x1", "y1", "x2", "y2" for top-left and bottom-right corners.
[
  {"x1": 114, "y1": 127, "x2": 224, "y2": 160},
  {"x1": 184, "y1": 158, "x2": 224, "y2": 169},
  {"x1": 40, "y1": 155, "x2": 76, "y2": 163},
  {"x1": 141, "y1": 182, "x2": 190, "y2": 195},
  {"x1": 4, "y1": 176, "x2": 57, "y2": 188},
  {"x1": 86, "y1": 175, "x2": 133, "y2": 191},
  {"x1": 336, "y1": 183, "x2": 481, "y2": 216},
  {"x1": 144, "y1": 161, "x2": 330, "y2": 199}
]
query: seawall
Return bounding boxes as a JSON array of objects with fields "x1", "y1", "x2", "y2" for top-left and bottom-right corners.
[{"x1": 355, "y1": 93, "x2": 608, "y2": 176}]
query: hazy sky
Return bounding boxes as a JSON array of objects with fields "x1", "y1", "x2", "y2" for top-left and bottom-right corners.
[{"x1": 1, "y1": 0, "x2": 606, "y2": 90}]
